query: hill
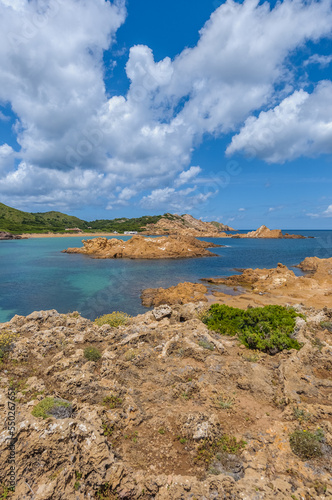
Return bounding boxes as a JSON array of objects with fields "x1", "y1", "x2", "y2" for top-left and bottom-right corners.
[
  {"x1": 0, "y1": 203, "x2": 88, "y2": 233},
  {"x1": 0, "y1": 203, "x2": 233, "y2": 235}
]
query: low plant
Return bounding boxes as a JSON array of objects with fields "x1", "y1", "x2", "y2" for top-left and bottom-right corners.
[
  {"x1": 95, "y1": 312, "x2": 131, "y2": 328},
  {"x1": 84, "y1": 346, "x2": 101, "y2": 361},
  {"x1": 198, "y1": 339, "x2": 215, "y2": 351},
  {"x1": 0, "y1": 331, "x2": 19, "y2": 360},
  {"x1": 242, "y1": 352, "x2": 260, "y2": 362},
  {"x1": 289, "y1": 428, "x2": 324, "y2": 460},
  {"x1": 124, "y1": 349, "x2": 137, "y2": 361},
  {"x1": 201, "y1": 304, "x2": 303, "y2": 354},
  {"x1": 0, "y1": 484, "x2": 12, "y2": 499},
  {"x1": 217, "y1": 394, "x2": 235, "y2": 410},
  {"x1": 158, "y1": 428, "x2": 165, "y2": 435},
  {"x1": 102, "y1": 395, "x2": 122, "y2": 409},
  {"x1": 320, "y1": 321, "x2": 332, "y2": 332},
  {"x1": 102, "y1": 421, "x2": 114, "y2": 437},
  {"x1": 195, "y1": 434, "x2": 246, "y2": 468},
  {"x1": 32, "y1": 397, "x2": 71, "y2": 419},
  {"x1": 292, "y1": 406, "x2": 311, "y2": 422}
]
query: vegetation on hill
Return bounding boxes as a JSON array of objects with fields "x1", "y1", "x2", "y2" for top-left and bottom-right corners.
[{"x1": 0, "y1": 203, "x2": 174, "y2": 234}]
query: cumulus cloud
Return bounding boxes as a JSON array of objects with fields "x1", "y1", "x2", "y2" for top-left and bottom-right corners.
[
  {"x1": 0, "y1": 0, "x2": 332, "y2": 210},
  {"x1": 0, "y1": 143, "x2": 16, "y2": 173},
  {"x1": 140, "y1": 186, "x2": 214, "y2": 211},
  {"x1": 323, "y1": 205, "x2": 332, "y2": 216},
  {"x1": 174, "y1": 166, "x2": 201, "y2": 187},
  {"x1": 226, "y1": 81, "x2": 332, "y2": 162},
  {"x1": 304, "y1": 54, "x2": 332, "y2": 67}
]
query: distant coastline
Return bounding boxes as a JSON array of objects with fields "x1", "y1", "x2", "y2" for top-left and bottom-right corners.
[{"x1": 21, "y1": 232, "x2": 122, "y2": 239}]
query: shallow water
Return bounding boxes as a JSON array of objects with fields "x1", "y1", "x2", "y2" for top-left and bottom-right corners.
[{"x1": 0, "y1": 230, "x2": 331, "y2": 322}]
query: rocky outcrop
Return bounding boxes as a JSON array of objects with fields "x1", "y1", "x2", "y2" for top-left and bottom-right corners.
[
  {"x1": 142, "y1": 213, "x2": 234, "y2": 237},
  {"x1": 203, "y1": 257, "x2": 332, "y2": 309},
  {"x1": 0, "y1": 231, "x2": 25, "y2": 240},
  {"x1": 63, "y1": 235, "x2": 222, "y2": 259},
  {"x1": 141, "y1": 282, "x2": 208, "y2": 307},
  {"x1": 231, "y1": 225, "x2": 306, "y2": 239},
  {"x1": 0, "y1": 305, "x2": 331, "y2": 499}
]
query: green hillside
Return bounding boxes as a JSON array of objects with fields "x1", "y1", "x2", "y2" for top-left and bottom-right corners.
[
  {"x1": 0, "y1": 203, "x2": 164, "y2": 234},
  {"x1": 0, "y1": 203, "x2": 88, "y2": 233}
]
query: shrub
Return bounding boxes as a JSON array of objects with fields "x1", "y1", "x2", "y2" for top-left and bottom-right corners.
[
  {"x1": 32, "y1": 397, "x2": 72, "y2": 419},
  {"x1": 0, "y1": 331, "x2": 19, "y2": 359},
  {"x1": 320, "y1": 321, "x2": 332, "y2": 332},
  {"x1": 202, "y1": 304, "x2": 302, "y2": 354},
  {"x1": 84, "y1": 346, "x2": 101, "y2": 361},
  {"x1": 102, "y1": 395, "x2": 122, "y2": 409},
  {"x1": 95, "y1": 312, "x2": 131, "y2": 327},
  {"x1": 289, "y1": 429, "x2": 324, "y2": 460}
]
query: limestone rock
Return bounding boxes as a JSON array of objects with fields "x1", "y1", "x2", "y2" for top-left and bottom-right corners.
[{"x1": 63, "y1": 235, "x2": 222, "y2": 259}]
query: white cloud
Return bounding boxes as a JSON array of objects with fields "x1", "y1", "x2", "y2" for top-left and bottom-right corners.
[
  {"x1": 140, "y1": 185, "x2": 214, "y2": 211},
  {"x1": 238, "y1": 208, "x2": 245, "y2": 212},
  {"x1": 0, "y1": 143, "x2": 16, "y2": 173},
  {"x1": 226, "y1": 81, "x2": 332, "y2": 162},
  {"x1": 307, "y1": 204, "x2": 332, "y2": 218},
  {"x1": 304, "y1": 54, "x2": 332, "y2": 67},
  {"x1": 323, "y1": 205, "x2": 332, "y2": 216},
  {"x1": 174, "y1": 166, "x2": 201, "y2": 187},
  {"x1": 0, "y1": 0, "x2": 332, "y2": 210}
]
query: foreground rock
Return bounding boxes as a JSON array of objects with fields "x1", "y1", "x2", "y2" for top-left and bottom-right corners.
[
  {"x1": 203, "y1": 257, "x2": 332, "y2": 309},
  {"x1": 0, "y1": 305, "x2": 331, "y2": 499},
  {"x1": 63, "y1": 235, "x2": 222, "y2": 259},
  {"x1": 0, "y1": 231, "x2": 25, "y2": 240},
  {"x1": 231, "y1": 225, "x2": 306, "y2": 239},
  {"x1": 141, "y1": 282, "x2": 208, "y2": 307}
]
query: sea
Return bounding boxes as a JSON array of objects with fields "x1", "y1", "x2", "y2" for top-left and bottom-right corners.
[{"x1": 0, "y1": 230, "x2": 331, "y2": 323}]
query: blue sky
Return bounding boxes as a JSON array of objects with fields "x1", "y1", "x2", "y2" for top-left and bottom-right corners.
[{"x1": 0, "y1": 0, "x2": 331, "y2": 229}]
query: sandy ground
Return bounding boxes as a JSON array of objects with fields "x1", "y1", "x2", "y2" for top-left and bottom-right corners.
[{"x1": 21, "y1": 232, "x2": 122, "y2": 239}]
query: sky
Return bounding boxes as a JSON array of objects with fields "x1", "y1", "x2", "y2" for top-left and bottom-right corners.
[{"x1": 0, "y1": 0, "x2": 331, "y2": 229}]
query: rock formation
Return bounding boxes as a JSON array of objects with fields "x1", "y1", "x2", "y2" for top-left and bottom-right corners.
[
  {"x1": 142, "y1": 213, "x2": 234, "y2": 237},
  {"x1": 0, "y1": 304, "x2": 331, "y2": 499},
  {"x1": 141, "y1": 282, "x2": 208, "y2": 307},
  {"x1": 203, "y1": 257, "x2": 332, "y2": 309},
  {"x1": 0, "y1": 231, "x2": 25, "y2": 240},
  {"x1": 230, "y1": 225, "x2": 305, "y2": 239},
  {"x1": 63, "y1": 235, "x2": 222, "y2": 259}
]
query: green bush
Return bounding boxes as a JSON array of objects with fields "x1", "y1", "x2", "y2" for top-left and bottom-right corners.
[
  {"x1": 84, "y1": 346, "x2": 101, "y2": 361},
  {"x1": 201, "y1": 304, "x2": 302, "y2": 354},
  {"x1": 289, "y1": 429, "x2": 324, "y2": 460},
  {"x1": 94, "y1": 311, "x2": 131, "y2": 327},
  {"x1": 32, "y1": 397, "x2": 71, "y2": 419}
]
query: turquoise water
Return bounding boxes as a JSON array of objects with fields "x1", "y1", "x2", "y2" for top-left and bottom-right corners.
[{"x1": 0, "y1": 231, "x2": 331, "y2": 323}]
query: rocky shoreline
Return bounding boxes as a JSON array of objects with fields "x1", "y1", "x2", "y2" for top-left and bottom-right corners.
[
  {"x1": 0, "y1": 301, "x2": 331, "y2": 499},
  {"x1": 63, "y1": 235, "x2": 222, "y2": 259},
  {"x1": 0, "y1": 232, "x2": 26, "y2": 240}
]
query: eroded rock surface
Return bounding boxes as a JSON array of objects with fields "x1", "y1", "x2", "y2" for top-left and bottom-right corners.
[
  {"x1": 203, "y1": 258, "x2": 332, "y2": 309},
  {"x1": 141, "y1": 282, "x2": 208, "y2": 307},
  {"x1": 0, "y1": 304, "x2": 331, "y2": 499},
  {"x1": 63, "y1": 235, "x2": 221, "y2": 259}
]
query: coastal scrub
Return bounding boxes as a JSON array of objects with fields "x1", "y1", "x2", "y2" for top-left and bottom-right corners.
[
  {"x1": 32, "y1": 397, "x2": 72, "y2": 419},
  {"x1": 95, "y1": 312, "x2": 131, "y2": 327},
  {"x1": 201, "y1": 304, "x2": 302, "y2": 354}
]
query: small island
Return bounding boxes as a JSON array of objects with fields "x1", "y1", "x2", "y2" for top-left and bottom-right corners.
[{"x1": 63, "y1": 235, "x2": 222, "y2": 259}]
